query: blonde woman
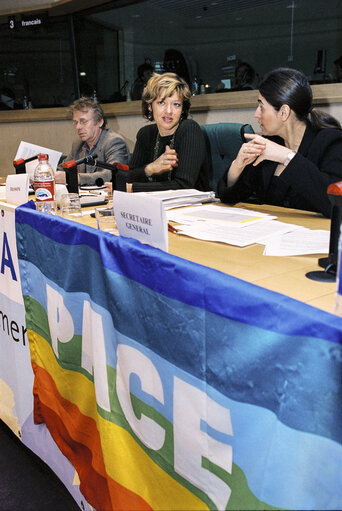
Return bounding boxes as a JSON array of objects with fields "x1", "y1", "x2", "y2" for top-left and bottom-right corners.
[{"x1": 117, "y1": 72, "x2": 210, "y2": 193}]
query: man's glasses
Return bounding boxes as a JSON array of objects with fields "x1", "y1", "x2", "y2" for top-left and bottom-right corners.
[{"x1": 72, "y1": 118, "x2": 91, "y2": 127}]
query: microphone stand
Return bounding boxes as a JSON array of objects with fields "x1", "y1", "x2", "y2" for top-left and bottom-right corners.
[
  {"x1": 306, "y1": 181, "x2": 342, "y2": 282},
  {"x1": 63, "y1": 155, "x2": 129, "y2": 193},
  {"x1": 84, "y1": 156, "x2": 129, "y2": 190},
  {"x1": 13, "y1": 154, "x2": 39, "y2": 174}
]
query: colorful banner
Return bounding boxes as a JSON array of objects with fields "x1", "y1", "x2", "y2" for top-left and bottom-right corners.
[
  {"x1": 0, "y1": 201, "x2": 93, "y2": 511},
  {"x1": 16, "y1": 202, "x2": 342, "y2": 511}
]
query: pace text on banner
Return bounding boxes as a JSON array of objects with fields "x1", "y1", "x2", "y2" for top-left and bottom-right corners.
[{"x1": 15, "y1": 202, "x2": 342, "y2": 511}]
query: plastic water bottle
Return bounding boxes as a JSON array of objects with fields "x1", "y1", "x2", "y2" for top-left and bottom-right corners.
[{"x1": 34, "y1": 154, "x2": 56, "y2": 214}]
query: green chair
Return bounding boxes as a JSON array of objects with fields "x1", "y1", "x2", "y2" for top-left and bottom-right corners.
[{"x1": 201, "y1": 122, "x2": 254, "y2": 194}]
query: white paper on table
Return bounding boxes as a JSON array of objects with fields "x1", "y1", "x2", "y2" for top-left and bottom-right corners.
[
  {"x1": 176, "y1": 218, "x2": 303, "y2": 247},
  {"x1": 135, "y1": 189, "x2": 217, "y2": 209},
  {"x1": 167, "y1": 204, "x2": 276, "y2": 227},
  {"x1": 263, "y1": 229, "x2": 330, "y2": 256},
  {"x1": 14, "y1": 141, "x2": 62, "y2": 179}
]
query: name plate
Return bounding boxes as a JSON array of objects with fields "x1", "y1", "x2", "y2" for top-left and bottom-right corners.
[
  {"x1": 113, "y1": 190, "x2": 168, "y2": 252},
  {"x1": 6, "y1": 174, "x2": 29, "y2": 205}
]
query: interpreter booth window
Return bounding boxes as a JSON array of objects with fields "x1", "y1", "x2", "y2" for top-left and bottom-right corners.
[
  {"x1": 88, "y1": 0, "x2": 342, "y2": 102},
  {"x1": 0, "y1": 13, "x2": 120, "y2": 109},
  {"x1": 0, "y1": 16, "x2": 75, "y2": 109},
  {"x1": 73, "y1": 15, "x2": 120, "y2": 103}
]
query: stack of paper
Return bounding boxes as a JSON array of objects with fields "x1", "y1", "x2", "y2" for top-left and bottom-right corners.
[
  {"x1": 135, "y1": 189, "x2": 216, "y2": 209},
  {"x1": 263, "y1": 229, "x2": 330, "y2": 256},
  {"x1": 166, "y1": 204, "x2": 330, "y2": 255}
]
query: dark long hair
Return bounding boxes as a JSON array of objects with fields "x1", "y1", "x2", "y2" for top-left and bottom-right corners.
[{"x1": 259, "y1": 68, "x2": 341, "y2": 130}]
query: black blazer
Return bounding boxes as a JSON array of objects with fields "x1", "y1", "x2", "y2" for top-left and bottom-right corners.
[{"x1": 218, "y1": 124, "x2": 342, "y2": 217}]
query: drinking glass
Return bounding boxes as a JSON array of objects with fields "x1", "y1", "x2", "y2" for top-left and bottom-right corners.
[
  {"x1": 95, "y1": 206, "x2": 117, "y2": 234},
  {"x1": 60, "y1": 193, "x2": 82, "y2": 219}
]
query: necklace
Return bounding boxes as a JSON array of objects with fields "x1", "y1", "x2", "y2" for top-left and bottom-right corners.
[{"x1": 153, "y1": 132, "x2": 176, "y2": 181}]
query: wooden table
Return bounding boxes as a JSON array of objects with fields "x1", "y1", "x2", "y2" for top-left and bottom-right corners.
[{"x1": 78, "y1": 201, "x2": 335, "y2": 315}]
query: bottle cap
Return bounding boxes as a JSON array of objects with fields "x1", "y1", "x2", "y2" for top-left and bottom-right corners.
[{"x1": 38, "y1": 153, "x2": 48, "y2": 161}]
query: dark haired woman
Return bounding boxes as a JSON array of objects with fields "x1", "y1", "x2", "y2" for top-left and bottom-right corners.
[
  {"x1": 218, "y1": 67, "x2": 342, "y2": 217},
  {"x1": 119, "y1": 72, "x2": 209, "y2": 193}
]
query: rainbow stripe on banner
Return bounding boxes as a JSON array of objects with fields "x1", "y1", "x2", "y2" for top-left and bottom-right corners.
[{"x1": 15, "y1": 202, "x2": 342, "y2": 511}]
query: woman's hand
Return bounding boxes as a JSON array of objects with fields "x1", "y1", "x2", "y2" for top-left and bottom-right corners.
[
  {"x1": 145, "y1": 145, "x2": 178, "y2": 177},
  {"x1": 227, "y1": 135, "x2": 266, "y2": 187},
  {"x1": 244, "y1": 134, "x2": 290, "y2": 166},
  {"x1": 235, "y1": 134, "x2": 267, "y2": 168}
]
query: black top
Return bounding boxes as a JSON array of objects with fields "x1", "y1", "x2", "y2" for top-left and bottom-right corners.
[
  {"x1": 127, "y1": 119, "x2": 210, "y2": 192},
  {"x1": 218, "y1": 124, "x2": 342, "y2": 217}
]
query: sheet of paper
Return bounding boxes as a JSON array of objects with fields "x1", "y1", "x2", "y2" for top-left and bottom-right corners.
[
  {"x1": 135, "y1": 189, "x2": 217, "y2": 209},
  {"x1": 176, "y1": 219, "x2": 302, "y2": 247},
  {"x1": 263, "y1": 229, "x2": 329, "y2": 256},
  {"x1": 168, "y1": 204, "x2": 276, "y2": 227},
  {"x1": 14, "y1": 141, "x2": 62, "y2": 178}
]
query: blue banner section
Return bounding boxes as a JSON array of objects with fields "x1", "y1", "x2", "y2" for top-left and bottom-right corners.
[{"x1": 16, "y1": 204, "x2": 342, "y2": 341}]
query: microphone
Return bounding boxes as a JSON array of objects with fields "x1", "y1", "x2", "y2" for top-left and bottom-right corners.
[
  {"x1": 62, "y1": 155, "x2": 97, "y2": 193},
  {"x1": 13, "y1": 154, "x2": 39, "y2": 174},
  {"x1": 63, "y1": 154, "x2": 129, "y2": 190},
  {"x1": 88, "y1": 158, "x2": 129, "y2": 190},
  {"x1": 62, "y1": 154, "x2": 98, "y2": 169},
  {"x1": 306, "y1": 180, "x2": 342, "y2": 282},
  {"x1": 84, "y1": 157, "x2": 129, "y2": 172}
]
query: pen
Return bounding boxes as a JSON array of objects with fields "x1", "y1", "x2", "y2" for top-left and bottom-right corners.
[{"x1": 168, "y1": 223, "x2": 179, "y2": 233}]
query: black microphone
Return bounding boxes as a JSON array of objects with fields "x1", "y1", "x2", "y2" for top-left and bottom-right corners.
[
  {"x1": 86, "y1": 157, "x2": 129, "y2": 172},
  {"x1": 306, "y1": 180, "x2": 342, "y2": 282},
  {"x1": 62, "y1": 155, "x2": 99, "y2": 193},
  {"x1": 87, "y1": 158, "x2": 129, "y2": 190},
  {"x1": 62, "y1": 154, "x2": 98, "y2": 169}
]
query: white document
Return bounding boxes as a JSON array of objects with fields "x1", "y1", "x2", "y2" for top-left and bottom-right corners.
[
  {"x1": 168, "y1": 204, "x2": 276, "y2": 227},
  {"x1": 14, "y1": 141, "x2": 62, "y2": 179},
  {"x1": 135, "y1": 189, "x2": 217, "y2": 209},
  {"x1": 6, "y1": 174, "x2": 29, "y2": 205},
  {"x1": 177, "y1": 219, "x2": 302, "y2": 247},
  {"x1": 263, "y1": 229, "x2": 330, "y2": 256},
  {"x1": 113, "y1": 190, "x2": 168, "y2": 252}
]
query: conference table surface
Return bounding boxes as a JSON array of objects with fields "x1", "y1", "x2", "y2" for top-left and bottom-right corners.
[
  {"x1": 76, "y1": 201, "x2": 335, "y2": 315},
  {"x1": 1, "y1": 195, "x2": 335, "y2": 315}
]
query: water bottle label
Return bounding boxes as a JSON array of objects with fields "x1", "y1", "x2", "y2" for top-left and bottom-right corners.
[{"x1": 34, "y1": 180, "x2": 55, "y2": 201}]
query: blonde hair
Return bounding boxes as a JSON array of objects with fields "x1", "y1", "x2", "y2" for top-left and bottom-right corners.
[{"x1": 142, "y1": 72, "x2": 191, "y2": 120}]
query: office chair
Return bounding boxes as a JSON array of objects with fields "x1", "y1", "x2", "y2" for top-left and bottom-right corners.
[{"x1": 201, "y1": 122, "x2": 254, "y2": 194}]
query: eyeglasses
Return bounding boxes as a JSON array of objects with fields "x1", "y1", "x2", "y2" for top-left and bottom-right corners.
[{"x1": 72, "y1": 118, "x2": 91, "y2": 127}]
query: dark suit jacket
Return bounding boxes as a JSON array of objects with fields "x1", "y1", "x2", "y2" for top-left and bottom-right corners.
[{"x1": 218, "y1": 125, "x2": 342, "y2": 217}]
